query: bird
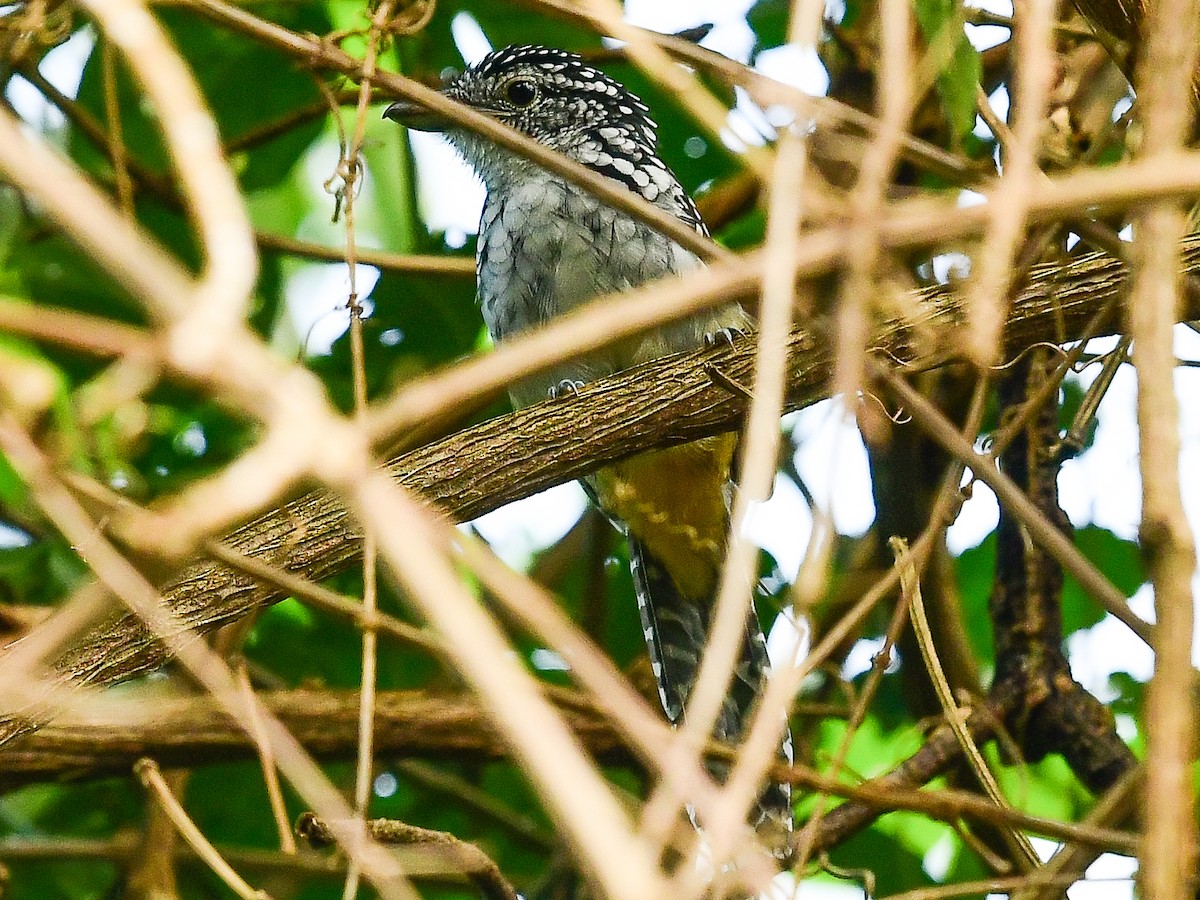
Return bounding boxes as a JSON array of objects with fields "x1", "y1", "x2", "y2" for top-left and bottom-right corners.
[{"x1": 384, "y1": 44, "x2": 791, "y2": 840}]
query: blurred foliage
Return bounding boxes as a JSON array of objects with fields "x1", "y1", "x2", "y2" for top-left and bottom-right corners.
[
  {"x1": 746, "y1": 0, "x2": 791, "y2": 59},
  {"x1": 911, "y1": 0, "x2": 982, "y2": 140},
  {"x1": 0, "y1": 1, "x2": 1152, "y2": 898},
  {"x1": 955, "y1": 525, "x2": 1145, "y2": 669}
]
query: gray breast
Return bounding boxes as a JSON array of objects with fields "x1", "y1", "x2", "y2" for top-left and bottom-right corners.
[
  {"x1": 478, "y1": 175, "x2": 701, "y2": 328},
  {"x1": 475, "y1": 174, "x2": 743, "y2": 406}
]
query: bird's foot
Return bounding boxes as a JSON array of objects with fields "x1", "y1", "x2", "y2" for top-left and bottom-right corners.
[
  {"x1": 703, "y1": 326, "x2": 748, "y2": 349},
  {"x1": 547, "y1": 378, "x2": 586, "y2": 400}
]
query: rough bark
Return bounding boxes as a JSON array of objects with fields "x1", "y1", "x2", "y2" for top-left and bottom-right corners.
[
  {"x1": 9, "y1": 236, "x2": 1200, "y2": 731},
  {"x1": 0, "y1": 688, "x2": 626, "y2": 789}
]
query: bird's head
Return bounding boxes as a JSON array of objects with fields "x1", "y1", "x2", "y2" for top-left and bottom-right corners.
[{"x1": 384, "y1": 45, "x2": 660, "y2": 187}]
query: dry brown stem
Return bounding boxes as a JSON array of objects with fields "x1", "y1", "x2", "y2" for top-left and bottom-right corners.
[
  {"x1": 136, "y1": 758, "x2": 270, "y2": 900},
  {"x1": 297, "y1": 814, "x2": 519, "y2": 900},
  {"x1": 1128, "y1": 0, "x2": 1200, "y2": 892}
]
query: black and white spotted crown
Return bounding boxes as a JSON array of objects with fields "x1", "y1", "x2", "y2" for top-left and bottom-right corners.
[
  {"x1": 385, "y1": 44, "x2": 707, "y2": 234},
  {"x1": 439, "y1": 45, "x2": 705, "y2": 233},
  {"x1": 457, "y1": 44, "x2": 658, "y2": 145}
]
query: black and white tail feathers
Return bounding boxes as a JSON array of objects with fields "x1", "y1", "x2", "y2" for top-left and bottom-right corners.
[{"x1": 628, "y1": 536, "x2": 793, "y2": 836}]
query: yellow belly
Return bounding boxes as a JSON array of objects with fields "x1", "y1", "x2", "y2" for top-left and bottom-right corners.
[{"x1": 589, "y1": 433, "x2": 737, "y2": 602}]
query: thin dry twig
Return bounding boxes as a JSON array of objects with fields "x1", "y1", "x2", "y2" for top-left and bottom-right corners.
[
  {"x1": 788, "y1": 537, "x2": 918, "y2": 877},
  {"x1": 201, "y1": 539, "x2": 442, "y2": 656},
  {"x1": 974, "y1": 82, "x2": 1015, "y2": 157},
  {"x1": 773, "y1": 758, "x2": 1139, "y2": 854},
  {"x1": 338, "y1": 7, "x2": 392, "y2": 897},
  {"x1": 1127, "y1": 0, "x2": 1200, "y2": 890},
  {"x1": 880, "y1": 872, "x2": 1129, "y2": 900},
  {"x1": 873, "y1": 363, "x2": 1154, "y2": 645},
  {"x1": 0, "y1": 295, "x2": 157, "y2": 358},
  {"x1": 0, "y1": 831, "x2": 490, "y2": 883},
  {"x1": 671, "y1": 73, "x2": 813, "y2": 900},
  {"x1": 136, "y1": 757, "x2": 272, "y2": 900},
  {"x1": 235, "y1": 665, "x2": 296, "y2": 855},
  {"x1": 394, "y1": 760, "x2": 556, "y2": 851},
  {"x1": 0, "y1": 416, "x2": 415, "y2": 899},
  {"x1": 902, "y1": 537, "x2": 1040, "y2": 869},
  {"x1": 127, "y1": 768, "x2": 183, "y2": 900},
  {"x1": 255, "y1": 231, "x2": 475, "y2": 275},
  {"x1": 964, "y1": 0, "x2": 1058, "y2": 364},
  {"x1": 99, "y1": 35, "x2": 133, "y2": 217}
]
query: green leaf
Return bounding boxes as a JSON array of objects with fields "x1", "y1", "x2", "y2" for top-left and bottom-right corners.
[
  {"x1": 938, "y1": 38, "x2": 983, "y2": 138},
  {"x1": 247, "y1": 576, "x2": 438, "y2": 690},
  {"x1": 12, "y1": 232, "x2": 148, "y2": 326},
  {"x1": 954, "y1": 532, "x2": 997, "y2": 667},
  {"x1": 826, "y1": 826, "x2": 938, "y2": 896},
  {"x1": 912, "y1": 0, "x2": 982, "y2": 138},
  {"x1": 1064, "y1": 526, "x2": 1145, "y2": 634},
  {"x1": 0, "y1": 189, "x2": 20, "y2": 269},
  {"x1": 989, "y1": 748, "x2": 1089, "y2": 822},
  {"x1": 134, "y1": 396, "x2": 256, "y2": 499},
  {"x1": 1108, "y1": 671, "x2": 1145, "y2": 718},
  {"x1": 0, "y1": 450, "x2": 27, "y2": 514},
  {"x1": 811, "y1": 716, "x2": 927, "y2": 781},
  {"x1": 955, "y1": 525, "x2": 1148, "y2": 657},
  {"x1": 747, "y1": 0, "x2": 791, "y2": 58},
  {"x1": 71, "y1": 6, "x2": 332, "y2": 193},
  {"x1": 1, "y1": 860, "x2": 119, "y2": 900},
  {"x1": 715, "y1": 206, "x2": 765, "y2": 249}
]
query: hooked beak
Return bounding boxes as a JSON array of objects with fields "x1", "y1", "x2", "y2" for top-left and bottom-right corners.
[{"x1": 383, "y1": 98, "x2": 450, "y2": 132}]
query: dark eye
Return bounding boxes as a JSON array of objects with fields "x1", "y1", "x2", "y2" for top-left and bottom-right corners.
[{"x1": 505, "y1": 79, "x2": 537, "y2": 108}]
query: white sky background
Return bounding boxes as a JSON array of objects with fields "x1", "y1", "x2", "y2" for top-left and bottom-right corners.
[{"x1": 7, "y1": 4, "x2": 1192, "y2": 898}]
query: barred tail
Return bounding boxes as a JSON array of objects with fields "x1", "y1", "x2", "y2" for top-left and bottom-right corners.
[{"x1": 628, "y1": 536, "x2": 792, "y2": 834}]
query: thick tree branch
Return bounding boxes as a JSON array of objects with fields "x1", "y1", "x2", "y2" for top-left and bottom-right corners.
[
  {"x1": 991, "y1": 350, "x2": 1136, "y2": 793},
  {"x1": 15, "y1": 236, "x2": 1200, "y2": 707},
  {"x1": 0, "y1": 688, "x2": 626, "y2": 789},
  {"x1": 1, "y1": 685, "x2": 1138, "y2": 860}
]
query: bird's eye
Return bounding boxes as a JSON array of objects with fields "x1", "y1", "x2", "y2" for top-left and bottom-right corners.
[{"x1": 505, "y1": 79, "x2": 537, "y2": 108}]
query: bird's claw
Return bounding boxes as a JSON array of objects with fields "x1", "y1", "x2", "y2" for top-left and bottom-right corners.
[
  {"x1": 548, "y1": 379, "x2": 586, "y2": 400},
  {"x1": 704, "y1": 326, "x2": 748, "y2": 349}
]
